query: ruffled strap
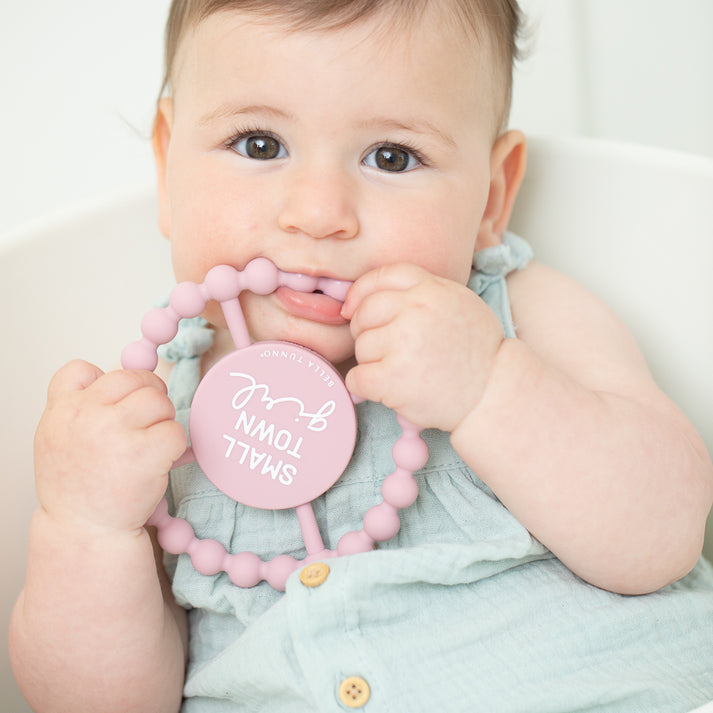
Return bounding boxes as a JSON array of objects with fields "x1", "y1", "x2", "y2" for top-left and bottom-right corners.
[{"x1": 468, "y1": 232, "x2": 533, "y2": 338}]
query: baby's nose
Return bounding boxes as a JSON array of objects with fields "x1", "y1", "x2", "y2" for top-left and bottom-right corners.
[{"x1": 277, "y1": 168, "x2": 359, "y2": 240}]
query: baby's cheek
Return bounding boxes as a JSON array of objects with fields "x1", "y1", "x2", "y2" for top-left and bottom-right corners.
[{"x1": 201, "y1": 301, "x2": 228, "y2": 331}]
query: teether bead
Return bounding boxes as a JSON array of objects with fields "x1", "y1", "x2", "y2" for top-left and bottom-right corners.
[
  {"x1": 159, "y1": 517, "x2": 195, "y2": 554},
  {"x1": 121, "y1": 340, "x2": 159, "y2": 371},
  {"x1": 317, "y1": 277, "x2": 350, "y2": 302},
  {"x1": 336, "y1": 529, "x2": 373, "y2": 556},
  {"x1": 242, "y1": 257, "x2": 280, "y2": 295},
  {"x1": 381, "y1": 471, "x2": 419, "y2": 508},
  {"x1": 141, "y1": 308, "x2": 179, "y2": 345},
  {"x1": 189, "y1": 538, "x2": 228, "y2": 576},
  {"x1": 169, "y1": 281, "x2": 206, "y2": 318},
  {"x1": 266, "y1": 555, "x2": 300, "y2": 590},
  {"x1": 391, "y1": 432, "x2": 429, "y2": 472},
  {"x1": 204, "y1": 265, "x2": 241, "y2": 302},
  {"x1": 280, "y1": 272, "x2": 319, "y2": 293},
  {"x1": 225, "y1": 552, "x2": 263, "y2": 588},
  {"x1": 363, "y1": 503, "x2": 401, "y2": 541}
]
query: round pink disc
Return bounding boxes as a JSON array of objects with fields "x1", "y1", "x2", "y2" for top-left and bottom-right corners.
[{"x1": 189, "y1": 341, "x2": 357, "y2": 510}]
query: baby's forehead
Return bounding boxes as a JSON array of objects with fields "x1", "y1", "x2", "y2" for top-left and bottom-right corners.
[
  {"x1": 172, "y1": 4, "x2": 507, "y2": 130},
  {"x1": 174, "y1": 1, "x2": 503, "y2": 78}
]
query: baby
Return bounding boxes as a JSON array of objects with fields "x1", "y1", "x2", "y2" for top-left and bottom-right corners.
[{"x1": 10, "y1": 1, "x2": 713, "y2": 711}]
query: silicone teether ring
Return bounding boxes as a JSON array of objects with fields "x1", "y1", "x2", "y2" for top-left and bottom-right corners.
[{"x1": 122, "y1": 258, "x2": 428, "y2": 591}]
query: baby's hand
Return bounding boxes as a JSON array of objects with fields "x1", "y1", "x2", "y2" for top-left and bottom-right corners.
[
  {"x1": 34, "y1": 360, "x2": 186, "y2": 535},
  {"x1": 342, "y1": 264, "x2": 505, "y2": 431}
]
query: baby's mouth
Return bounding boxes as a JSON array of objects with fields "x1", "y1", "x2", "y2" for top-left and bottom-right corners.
[{"x1": 274, "y1": 274, "x2": 352, "y2": 325}]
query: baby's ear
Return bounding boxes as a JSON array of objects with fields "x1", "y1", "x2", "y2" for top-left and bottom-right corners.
[
  {"x1": 476, "y1": 130, "x2": 527, "y2": 250},
  {"x1": 152, "y1": 98, "x2": 174, "y2": 239}
]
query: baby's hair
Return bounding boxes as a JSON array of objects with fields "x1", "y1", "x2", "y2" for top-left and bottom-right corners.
[{"x1": 159, "y1": 0, "x2": 525, "y2": 131}]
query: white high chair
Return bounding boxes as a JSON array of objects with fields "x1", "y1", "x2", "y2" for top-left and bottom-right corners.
[{"x1": 1, "y1": 136, "x2": 712, "y2": 713}]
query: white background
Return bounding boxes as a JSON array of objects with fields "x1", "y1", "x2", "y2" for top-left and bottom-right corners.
[{"x1": 2, "y1": 2, "x2": 712, "y2": 711}]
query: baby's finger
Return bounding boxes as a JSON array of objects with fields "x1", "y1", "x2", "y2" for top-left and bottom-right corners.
[
  {"x1": 47, "y1": 360, "x2": 105, "y2": 402},
  {"x1": 344, "y1": 361, "x2": 389, "y2": 406},
  {"x1": 348, "y1": 289, "x2": 403, "y2": 339},
  {"x1": 115, "y1": 385, "x2": 177, "y2": 430},
  {"x1": 88, "y1": 368, "x2": 168, "y2": 405},
  {"x1": 341, "y1": 263, "x2": 426, "y2": 320},
  {"x1": 143, "y1": 419, "x2": 188, "y2": 471},
  {"x1": 353, "y1": 323, "x2": 390, "y2": 366}
]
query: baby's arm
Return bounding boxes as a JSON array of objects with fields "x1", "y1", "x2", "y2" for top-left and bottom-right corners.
[
  {"x1": 343, "y1": 263, "x2": 713, "y2": 595},
  {"x1": 9, "y1": 361, "x2": 188, "y2": 713},
  {"x1": 455, "y1": 263, "x2": 713, "y2": 593}
]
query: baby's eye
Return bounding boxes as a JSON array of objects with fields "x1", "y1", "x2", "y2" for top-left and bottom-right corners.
[
  {"x1": 363, "y1": 144, "x2": 422, "y2": 172},
  {"x1": 230, "y1": 133, "x2": 288, "y2": 160}
]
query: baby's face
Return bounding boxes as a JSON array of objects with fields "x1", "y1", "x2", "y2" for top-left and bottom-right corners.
[{"x1": 157, "y1": 7, "x2": 502, "y2": 369}]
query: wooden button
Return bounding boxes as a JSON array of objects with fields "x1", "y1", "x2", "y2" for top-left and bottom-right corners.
[
  {"x1": 299, "y1": 562, "x2": 330, "y2": 587},
  {"x1": 338, "y1": 676, "x2": 370, "y2": 708}
]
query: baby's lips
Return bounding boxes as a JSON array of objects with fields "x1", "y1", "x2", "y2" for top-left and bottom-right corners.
[{"x1": 275, "y1": 286, "x2": 349, "y2": 325}]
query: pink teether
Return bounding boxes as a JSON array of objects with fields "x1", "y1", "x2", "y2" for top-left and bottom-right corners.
[
  {"x1": 190, "y1": 341, "x2": 356, "y2": 510},
  {"x1": 122, "y1": 258, "x2": 427, "y2": 590}
]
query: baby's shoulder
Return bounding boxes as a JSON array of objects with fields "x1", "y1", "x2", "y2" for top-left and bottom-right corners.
[
  {"x1": 506, "y1": 261, "x2": 653, "y2": 391},
  {"x1": 506, "y1": 260, "x2": 618, "y2": 328}
]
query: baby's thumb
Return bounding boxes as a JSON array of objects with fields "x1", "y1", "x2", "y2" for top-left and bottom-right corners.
[{"x1": 47, "y1": 359, "x2": 104, "y2": 400}]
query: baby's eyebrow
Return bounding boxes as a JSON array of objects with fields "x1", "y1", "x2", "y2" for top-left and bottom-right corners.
[
  {"x1": 197, "y1": 104, "x2": 456, "y2": 149},
  {"x1": 357, "y1": 117, "x2": 457, "y2": 149},
  {"x1": 199, "y1": 103, "x2": 293, "y2": 126}
]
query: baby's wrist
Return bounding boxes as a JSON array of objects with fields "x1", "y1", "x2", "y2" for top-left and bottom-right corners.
[
  {"x1": 32, "y1": 504, "x2": 149, "y2": 548},
  {"x1": 449, "y1": 338, "x2": 530, "y2": 445}
]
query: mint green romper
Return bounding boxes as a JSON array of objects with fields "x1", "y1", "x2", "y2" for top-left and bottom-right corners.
[{"x1": 161, "y1": 233, "x2": 713, "y2": 712}]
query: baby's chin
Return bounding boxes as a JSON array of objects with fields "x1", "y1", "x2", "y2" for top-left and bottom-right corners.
[
  {"x1": 200, "y1": 293, "x2": 355, "y2": 372},
  {"x1": 264, "y1": 324, "x2": 356, "y2": 375}
]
